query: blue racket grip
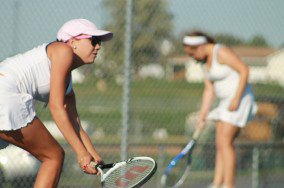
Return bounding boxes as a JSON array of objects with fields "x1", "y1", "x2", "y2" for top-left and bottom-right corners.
[{"x1": 163, "y1": 153, "x2": 185, "y2": 175}]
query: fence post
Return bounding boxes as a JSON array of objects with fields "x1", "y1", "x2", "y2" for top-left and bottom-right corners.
[
  {"x1": 120, "y1": 0, "x2": 133, "y2": 161},
  {"x1": 252, "y1": 146, "x2": 259, "y2": 188}
]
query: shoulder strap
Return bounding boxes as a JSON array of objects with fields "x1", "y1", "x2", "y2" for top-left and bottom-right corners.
[
  {"x1": 212, "y1": 44, "x2": 220, "y2": 64},
  {"x1": 65, "y1": 75, "x2": 73, "y2": 95}
]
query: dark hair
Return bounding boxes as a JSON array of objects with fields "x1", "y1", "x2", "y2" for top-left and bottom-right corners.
[{"x1": 186, "y1": 30, "x2": 215, "y2": 44}]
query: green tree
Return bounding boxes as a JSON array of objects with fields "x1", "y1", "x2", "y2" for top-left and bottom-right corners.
[
  {"x1": 247, "y1": 34, "x2": 269, "y2": 47},
  {"x1": 214, "y1": 33, "x2": 244, "y2": 46},
  {"x1": 102, "y1": 0, "x2": 173, "y2": 73}
]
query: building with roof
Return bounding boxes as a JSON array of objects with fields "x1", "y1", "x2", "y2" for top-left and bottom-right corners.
[{"x1": 167, "y1": 47, "x2": 282, "y2": 86}]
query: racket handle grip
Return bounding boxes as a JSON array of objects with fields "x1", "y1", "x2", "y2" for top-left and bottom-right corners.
[
  {"x1": 193, "y1": 129, "x2": 201, "y2": 140},
  {"x1": 89, "y1": 161, "x2": 113, "y2": 169},
  {"x1": 89, "y1": 161, "x2": 97, "y2": 168}
]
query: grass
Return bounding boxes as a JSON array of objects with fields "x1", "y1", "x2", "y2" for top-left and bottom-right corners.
[
  {"x1": 35, "y1": 78, "x2": 284, "y2": 142},
  {"x1": 36, "y1": 79, "x2": 204, "y2": 137}
]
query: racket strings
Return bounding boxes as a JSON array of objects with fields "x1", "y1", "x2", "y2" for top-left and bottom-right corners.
[
  {"x1": 163, "y1": 150, "x2": 195, "y2": 188},
  {"x1": 165, "y1": 156, "x2": 189, "y2": 186},
  {"x1": 104, "y1": 159, "x2": 155, "y2": 188}
]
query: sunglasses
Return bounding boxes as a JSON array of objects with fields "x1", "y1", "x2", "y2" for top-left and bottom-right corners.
[{"x1": 74, "y1": 35, "x2": 101, "y2": 46}]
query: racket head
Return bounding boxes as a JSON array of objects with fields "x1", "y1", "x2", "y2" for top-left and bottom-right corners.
[
  {"x1": 161, "y1": 142, "x2": 195, "y2": 188},
  {"x1": 100, "y1": 156, "x2": 157, "y2": 188},
  {"x1": 161, "y1": 129, "x2": 201, "y2": 187}
]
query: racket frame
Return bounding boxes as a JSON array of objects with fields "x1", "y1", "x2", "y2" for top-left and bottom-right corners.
[
  {"x1": 91, "y1": 156, "x2": 157, "y2": 188},
  {"x1": 161, "y1": 129, "x2": 201, "y2": 188}
]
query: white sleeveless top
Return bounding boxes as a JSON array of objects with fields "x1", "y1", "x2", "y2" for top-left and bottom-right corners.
[
  {"x1": 203, "y1": 44, "x2": 257, "y2": 127},
  {"x1": 0, "y1": 43, "x2": 72, "y2": 102},
  {"x1": 0, "y1": 43, "x2": 72, "y2": 131},
  {"x1": 203, "y1": 44, "x2": 241, "y2": 99}
]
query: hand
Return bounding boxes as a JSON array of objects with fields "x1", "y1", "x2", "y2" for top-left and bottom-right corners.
[
  {"x1": 228, "y1": 97, "x2": 240, "y2": 111},
  {"x1": 196, "y1": 116, "x2": 206, "y2": 131},
  {"x1": 91, "y1": 152, "x2": 104, "y2": 165},
  {"x1": 77, "y1": 152, "x2": 98, "y2": 175}
]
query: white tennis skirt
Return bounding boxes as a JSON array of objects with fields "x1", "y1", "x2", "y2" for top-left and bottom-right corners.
[
  {"x1": 207, "y1": 88, "x2": 257, "y2": 128},
  {"x1": 0, "y1": 75, "x2": 36, "y2": 131}
]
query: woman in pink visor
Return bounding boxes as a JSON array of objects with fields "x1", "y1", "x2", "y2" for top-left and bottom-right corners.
[{"x1": 0, "y1": 19, "x2": 113, "y2": 187}]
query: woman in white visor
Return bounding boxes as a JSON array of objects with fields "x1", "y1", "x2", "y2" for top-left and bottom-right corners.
[{"x1": 183, "y1": 31, "x2": 257, "y2": 188}]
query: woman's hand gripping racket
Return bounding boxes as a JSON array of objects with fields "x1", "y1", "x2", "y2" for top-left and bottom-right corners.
[
  {"x1": 90, "y1": 156, "x2": 157, "y2": 188},
  {"x1": 161, "y1": 129, "x2": 202, "y2": 188}
]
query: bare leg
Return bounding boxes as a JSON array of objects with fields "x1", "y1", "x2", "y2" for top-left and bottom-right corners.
[
  {"x1": 0, "y1": 117, "x2": 65, "y2": 188},
  {"x1": 214, "y1": 121, "x2": 239, "y2": 188},
  {"x1": 213, "y1": 121, "x2": 224, "y2": 187}
]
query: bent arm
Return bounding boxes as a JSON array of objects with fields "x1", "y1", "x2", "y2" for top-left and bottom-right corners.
[
  {"x1": 219, "y1": 47, "x2": 249, "y2": 100},
  {"x1": 64, "y1": 91, "x2": 102, "y2": 162},
  {"x1": 48, "y1": 43, "x2": 88, "y2": 157},
  {"x1": 198, "y1": 79, "x2": 215, "y2": 122}
]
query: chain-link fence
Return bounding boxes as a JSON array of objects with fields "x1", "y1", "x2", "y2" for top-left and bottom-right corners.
[{"x1": 1, "y1": 0, "x2": 284, "y2": 187}]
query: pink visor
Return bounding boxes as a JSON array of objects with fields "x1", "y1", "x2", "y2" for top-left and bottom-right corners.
[
  {"x1": 74, "y1": 35, "x2": 92, "y2": 39},
  {"x1": 57, "y1": 19, "x2": 113, "y2": 42}
]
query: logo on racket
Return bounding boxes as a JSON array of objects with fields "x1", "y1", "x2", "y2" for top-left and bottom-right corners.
[{"x1": 115, "y1": 165, "x2": 149, "y2": 186}]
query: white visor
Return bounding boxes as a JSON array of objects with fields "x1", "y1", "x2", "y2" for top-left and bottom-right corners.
[{"x1": 183, "y1": 36, "x2": 207, "y2": 46}]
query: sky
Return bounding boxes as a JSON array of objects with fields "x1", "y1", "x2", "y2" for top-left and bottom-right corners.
[
  {"x1": 168, "y1": 0, "x2": 284, "y2": 47},
  {"x1": 0, "y1": 0, "x2": 283, "y2": 59}
]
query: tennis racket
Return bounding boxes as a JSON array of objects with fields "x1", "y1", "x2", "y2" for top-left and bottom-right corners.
[
  {"x1": 90, "y1": 156, "x2": 157, "y2": 188},
  {"x1": 160, "y1": 129, "x2": 201, "y2": 188}
]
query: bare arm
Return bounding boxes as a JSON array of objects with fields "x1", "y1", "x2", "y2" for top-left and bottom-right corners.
[
  {"x1": 48, "y1": 42, "x2": 96, "y2": 174},
  {"x1": 197, "y1": 78, "x2": 215, "y2": 130},
  {"x1": 64, "y1": 90, "x2": 102, "y2": 163},
  {"x1": 218, "y1": 47, "x2": 249, "y2": 111}
]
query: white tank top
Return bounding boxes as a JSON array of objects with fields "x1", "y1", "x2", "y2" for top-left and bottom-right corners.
[
  {"x1": 203, "y1": 44, "x2": 240, "y2": 99},
  {"x1": 0, "y1": 43, "x2": 72, "y2": 102}
]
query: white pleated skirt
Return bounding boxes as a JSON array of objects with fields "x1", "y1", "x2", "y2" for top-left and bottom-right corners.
[
  {"x1": 0, "y1": 75, "x2": 36, "y2": 131},
  {"x1": 207, "y1": 86, "x2": 257, "y2": 128}
]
